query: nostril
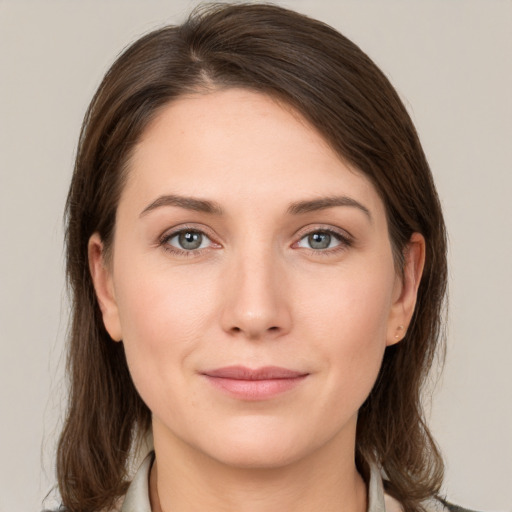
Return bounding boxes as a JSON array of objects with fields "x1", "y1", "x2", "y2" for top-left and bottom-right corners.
[{"x1": 229, "y1": 325, "x2": 280, "y2": 336}]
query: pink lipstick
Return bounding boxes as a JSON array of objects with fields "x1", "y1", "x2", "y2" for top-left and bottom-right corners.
[{"x1": 202, "y1": 366, "x2": 308, "y2": 400}]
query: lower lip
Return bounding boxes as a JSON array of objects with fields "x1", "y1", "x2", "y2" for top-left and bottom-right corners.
[{"x1": 204, "y1": 375, "x2": 308, "y2": 400}]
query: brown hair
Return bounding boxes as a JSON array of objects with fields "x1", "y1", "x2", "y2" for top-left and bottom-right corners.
[{"x1": 59, "y1": 3, "x2": 447, "y2": 511}]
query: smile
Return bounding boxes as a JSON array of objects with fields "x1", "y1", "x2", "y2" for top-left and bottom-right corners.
[{"x1": 202, "y1": 366, "x2": 309, "y2": 401}]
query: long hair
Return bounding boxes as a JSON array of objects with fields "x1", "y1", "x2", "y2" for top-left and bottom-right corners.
[{"x1": 59, "y1": 3, "x2": 447, "y2": 511}]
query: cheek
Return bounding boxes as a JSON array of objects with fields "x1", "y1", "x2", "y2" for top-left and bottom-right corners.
[
  {"x1": 114, "y1": 249, "x2": 219, "y2": 341},
  {"x1": 295, "y1": 262, "x2": 395, "y2": 401},
  {"x1": 298, "y1": 260, "x2": 395, "y2": 345},
  {"x1": 112, "y1": 259, "x2": 218, "y2": 408}
]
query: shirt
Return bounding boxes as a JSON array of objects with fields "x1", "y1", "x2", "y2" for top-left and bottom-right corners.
[{"x1": 119, "y1": 452, "x2": 444, "y2": 512}]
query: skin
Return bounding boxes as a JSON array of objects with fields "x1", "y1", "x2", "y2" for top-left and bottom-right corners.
[{"x1": 89, "y1": 88, "x2": 425, "y2": 512}]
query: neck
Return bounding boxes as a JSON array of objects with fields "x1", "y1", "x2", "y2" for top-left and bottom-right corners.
[{"x1": 149, "y1": 420, "x2": 367, "y2": 512}]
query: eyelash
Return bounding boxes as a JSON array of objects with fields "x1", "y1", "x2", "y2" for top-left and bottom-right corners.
[
  {"x1": 159, "y1": 225, "x2": 218, "y2": 258},
  {"x1": 293, "y1": 227, "x2": 353, "y2": 256},
  {"x1": 158, "y1": 225, "x2": 353, "y2": 258}
]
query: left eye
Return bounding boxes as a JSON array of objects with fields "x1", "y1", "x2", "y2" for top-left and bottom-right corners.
[
  {"x1": 296, "y1": 231, "x2": 342, "y2": 250},
  {"x1": 166, "y1": 230, "x2": 212, "y2": 251}
]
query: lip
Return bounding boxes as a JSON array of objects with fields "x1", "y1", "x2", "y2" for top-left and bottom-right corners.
[{"x1": 202, "y1": 365, "x2": 309, "y2": 400}]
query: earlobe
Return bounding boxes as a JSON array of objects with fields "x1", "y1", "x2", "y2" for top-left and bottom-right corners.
[
  {"x1": 386, "y1": 233, "x2": 426, "y2": 346},
  {"x1": 88, "y1": 233, "x2": 123, "y2": 342}
]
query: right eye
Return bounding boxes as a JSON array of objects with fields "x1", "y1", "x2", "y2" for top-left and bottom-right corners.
[
  {"x1": 296, "y1": 230, "x2": 342, "y2": 250},
  {"x1": 162, "y1": 229, "x2": 214, "y2": 253}
]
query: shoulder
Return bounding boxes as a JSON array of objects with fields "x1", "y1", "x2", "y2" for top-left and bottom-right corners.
[
  {"x1": 438, "y1": 497, "x2": 482, "y2": 512},
  {"x1": 422, "y1": 496, "x2": 482, "y2": 512},
  {"x1": 385, "y1": 493, "x2": 481, "y2": 512},
  {"x1": 41, "y1": 508, "x2": 120, "y2": 512},
  {"x1": 41, "y1": 503, "x2": 121, "y2": 512}
]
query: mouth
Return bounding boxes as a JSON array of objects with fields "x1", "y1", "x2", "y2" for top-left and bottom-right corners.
[{"x1": 201, "y1": 365, "x2": 309, "y2": 400}]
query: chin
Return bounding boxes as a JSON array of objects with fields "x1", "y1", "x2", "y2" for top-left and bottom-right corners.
[
  {"x1": 191, "y1": 417, "x2": 333, "y2": 470},
  {"x1": 208, "y1": 439, "x2": 306, "y2": 470}
]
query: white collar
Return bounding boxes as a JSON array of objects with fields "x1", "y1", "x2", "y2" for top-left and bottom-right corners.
[
  {"x1": 120, "y1": 453, "x2": 153, "y2": 512},
  {"x1": 121, "y1": 452, "x2": 402, "y2": 512}
]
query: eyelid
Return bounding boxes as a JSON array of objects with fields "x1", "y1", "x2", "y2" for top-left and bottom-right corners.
[
  {"x1": 292, "y1": 225, "x2": 354, "y2": 253},
  {"x1": 293, "y1": 224, "x2": 353, "y2": 243},
  {"x1": 158, "y1": 224, "x2": 221, "y2": 256},
  {"x1": 156, "y1": 223, "x2": 353, "y2": 257}
]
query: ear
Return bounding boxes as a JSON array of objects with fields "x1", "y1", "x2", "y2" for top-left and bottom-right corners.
[
  {"x1": 386, "y1": 232, "x2": 426, "y2": 346},
  {"x1": 88, "y1": 233, "x2": 122, "y2": 342}
]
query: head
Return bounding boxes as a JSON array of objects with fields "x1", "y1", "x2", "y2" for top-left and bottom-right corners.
[{"x1": 59, "y1": 3, "x2": 446, "y2": 512}]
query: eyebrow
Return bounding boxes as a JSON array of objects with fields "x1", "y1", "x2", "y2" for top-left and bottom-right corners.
[
  {"x1": 287, "y1": 196, "x2": 372, "y2": 221},
  {"x1": 140, "y1": 194, "x2": 224, "y2": 217},
  {"x1": 139, "y1": 193, "x2": 372, "y2": 221}
]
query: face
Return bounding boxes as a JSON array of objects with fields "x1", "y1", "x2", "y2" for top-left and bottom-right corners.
[{"x1": 90, "y1": 88, "x2": 423, "y2": 470}]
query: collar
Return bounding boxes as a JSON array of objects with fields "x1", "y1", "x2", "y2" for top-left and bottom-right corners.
[
  {"x1": 120, "y1": 452, "x2": 153, "y2": 512},
  {"x1": 120, "y1": 452, "x2": 400, "y2": 512}
]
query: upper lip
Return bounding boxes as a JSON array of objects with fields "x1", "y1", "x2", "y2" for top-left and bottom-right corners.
[{"x1": 202, "y1": 366, "x2": 308, "y2": 380}]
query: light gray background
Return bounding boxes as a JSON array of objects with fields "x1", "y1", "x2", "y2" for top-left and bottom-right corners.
[{"x1": 0, "y1": 1, "x2": 511, "y2": 511}]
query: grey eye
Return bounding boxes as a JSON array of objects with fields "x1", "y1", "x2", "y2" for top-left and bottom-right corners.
[
  {"x1": 297, "y1": 230, "x2": 342, "y2": 250},
  {"x1": 167, "y1": 230, "x2": 210, "y2": 251},
  {"x1": 179, "y1": 231, "x2": 203, "y2": 250},
  {"x1": 308, "y1": 232, "x2": 331, "y2": 249}
]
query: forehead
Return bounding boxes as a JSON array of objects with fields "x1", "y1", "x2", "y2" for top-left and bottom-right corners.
[{"x1": 123, "y1": 88, "x2": 385, "y2": 220}]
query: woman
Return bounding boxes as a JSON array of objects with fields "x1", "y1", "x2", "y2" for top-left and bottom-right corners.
[{"x1": 55, "y1": 3, "x2": 465, "y2": 512}]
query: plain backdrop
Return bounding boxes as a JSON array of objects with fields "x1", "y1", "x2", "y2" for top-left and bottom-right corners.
[{"x1": 0, "y1": 1, "x2": 511, "y2": 511}]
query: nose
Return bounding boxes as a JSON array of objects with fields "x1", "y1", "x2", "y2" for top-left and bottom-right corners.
[{"x1": 220, "y1": 247, "x2": 292, "y2": 340}]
